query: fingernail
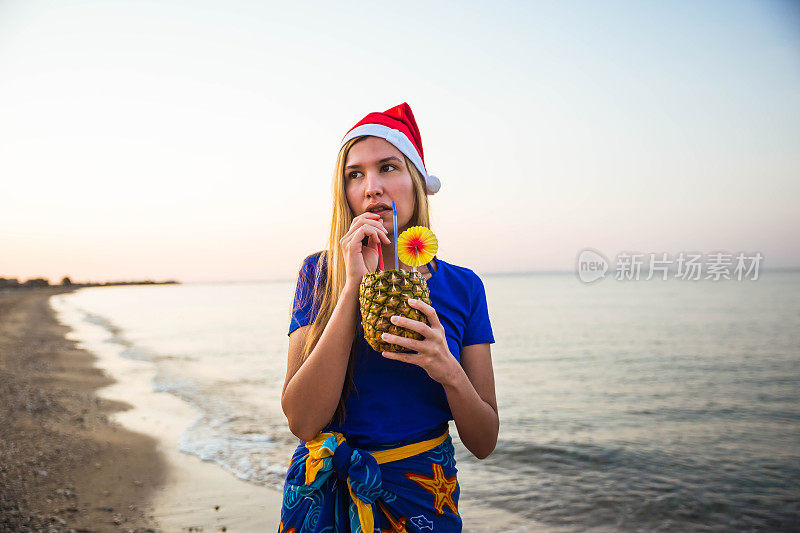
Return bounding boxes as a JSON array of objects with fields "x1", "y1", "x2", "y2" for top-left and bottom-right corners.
[
  {"x1": 408, "y1": 298, "x2": 417, "y2": 304},
  {"x1": 381, "y1": 333, "x2": 388, "y2": 339},
  {"x1": 390, "y1": 316, "x2": 398, "y2": 323}
]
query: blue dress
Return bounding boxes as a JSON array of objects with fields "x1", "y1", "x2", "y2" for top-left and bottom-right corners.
[{"x1": 281, "y1": 252, "x2": 495, "y2": 532}]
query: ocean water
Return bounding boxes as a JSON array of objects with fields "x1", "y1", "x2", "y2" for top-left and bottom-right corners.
[{"x1": 51, "y1": 271, "x2": 800, "y2": 532}]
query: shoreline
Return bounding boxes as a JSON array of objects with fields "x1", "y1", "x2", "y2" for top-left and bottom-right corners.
[
  {"x1": 0, "y1": 287, "x2": 283, "y2": 532},
  {"x1": 49, "y1": 287, "x2": 284, "y2": 531},
  {"x1": 0, "y1": 287, "x2": 165, "y2": 531}
]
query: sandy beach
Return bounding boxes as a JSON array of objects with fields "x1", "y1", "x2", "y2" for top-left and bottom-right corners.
[
  {"x1": 0, "y1": 287, "x2": 165, "y2": 530},
  {"x1": 0, "y1": 288, "x2": 282, "y2": 532}
]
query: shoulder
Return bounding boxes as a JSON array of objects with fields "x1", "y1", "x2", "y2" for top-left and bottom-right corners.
[
  {"x1": 434, "y1": 258, "x2": 487, "y2": 305},
  {"x1": 301, "y1": 250, "x2": 325, "y2": 267},
  {"x1": 436, "y1": 258, "x2": 485, "y2": 288},
  {"x1": 298, "y1": 250, "x2": 326, "y2": 274},
  {"x1": 294, "y1": 251, "x2": 327, "y2": 290}
]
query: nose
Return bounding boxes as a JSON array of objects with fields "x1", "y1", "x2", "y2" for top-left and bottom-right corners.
[{"x1": 364, "y1": 169, "x2": 383, "y2": 198}]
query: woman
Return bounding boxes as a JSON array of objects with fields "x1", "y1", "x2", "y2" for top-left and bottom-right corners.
[{"x1": 279, "y1": 102, "x2": 498, "y2": 532}]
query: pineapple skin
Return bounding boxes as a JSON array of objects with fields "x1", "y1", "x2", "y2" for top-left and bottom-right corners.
[{"x1": 358, "y1": 269, "x2": 432, "y2": 353}]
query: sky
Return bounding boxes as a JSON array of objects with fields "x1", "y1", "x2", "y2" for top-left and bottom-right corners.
[{"x1": 1, "y1": 0, "x2": 798, "y2": 282}]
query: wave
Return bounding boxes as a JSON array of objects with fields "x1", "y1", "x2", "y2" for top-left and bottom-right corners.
[{"x1": 52, "y1": 294, "x2": 295, "y2": 490}]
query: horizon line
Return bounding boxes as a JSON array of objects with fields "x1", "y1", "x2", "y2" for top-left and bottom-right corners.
[
  {"x1": 3, "y1": 265, "x2": 800, "y2": 286},
  {"x1": 184, "y1": 265, "x2": 800, "y2": 284}
]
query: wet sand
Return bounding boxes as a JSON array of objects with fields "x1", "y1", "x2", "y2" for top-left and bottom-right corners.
[
  {"x1": 51, "y1": 289, "x2": 283, "y2": 532},
  {"x1": 0, "y1": 287, "x2": 283, "y2": 532}
]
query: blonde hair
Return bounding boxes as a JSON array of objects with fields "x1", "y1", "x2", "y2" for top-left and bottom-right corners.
[{"x1": 294, "y1": 135, "x2": 432, "y2": 423}]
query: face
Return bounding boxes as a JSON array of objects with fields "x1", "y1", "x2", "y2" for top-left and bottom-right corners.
[{"x1": 343, "y1": 136, "x2": 416, "y2": 233}]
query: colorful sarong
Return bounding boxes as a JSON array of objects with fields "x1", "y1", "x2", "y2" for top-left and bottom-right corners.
[{"x1": 278, "y1": 430, "x2": 461, "y2": 532}]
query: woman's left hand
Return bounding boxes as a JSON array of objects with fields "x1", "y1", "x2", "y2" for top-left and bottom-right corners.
[{"x1": 381, "y1": 298, "x2": 460, "y2": 385}]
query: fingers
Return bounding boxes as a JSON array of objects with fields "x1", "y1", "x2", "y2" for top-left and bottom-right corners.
[
  {"x1": 357, "y1": 224, "x2": 390, "y2": 246},
  {"x1": 341, "y1": 222, "x2": 379, "y2": 248},
  {"x1": 380, "y1": 332, "x2": 424, "y2": 352},
  {"x1": 341, "y1": 224, "x2": 389, "y2": 251},
  {"x1": 354, "y1": 213, "x2": 388, "y2": 234},
  {"x1": 407, "y1": 298, "x2": 442, "y2": 329},
  {"x1": 381, "y1": 350, "x2": 416, "y2": 364},
  {"x1": 389, "y1": 315, "x2": 435, "y2": 339},
  {"x1": 340, "y1": 214, "x2": 390, "y2": 247},
  {"x1": 350, "y1": 217, "x2": 388, "y2": 237},
  {"x1": 375, "y1": 225, "x2": 391, "y2": 244},
  {"x1": 362, "y1": 219, "x2": 389, "y2": 242}
]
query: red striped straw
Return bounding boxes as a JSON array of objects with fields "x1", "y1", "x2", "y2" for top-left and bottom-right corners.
[{"x1": 377, "y1": 243, "x2": 384, "y2": 271}]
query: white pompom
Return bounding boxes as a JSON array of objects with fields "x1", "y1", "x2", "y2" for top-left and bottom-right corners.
[{"x1": 425, "y1": 174, "x2": 441, "y2": 195}]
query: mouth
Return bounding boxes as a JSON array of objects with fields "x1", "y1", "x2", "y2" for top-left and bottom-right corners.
[{"x1": 366, "y1": 203, "x2": 392, "y2": 216}]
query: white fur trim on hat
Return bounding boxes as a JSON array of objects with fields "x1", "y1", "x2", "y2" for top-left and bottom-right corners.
[{"x1": 341, "y1": 123, "x2": 441, "y2": 195}]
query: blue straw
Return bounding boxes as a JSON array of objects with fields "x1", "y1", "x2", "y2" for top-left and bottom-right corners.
[{"x1": 392, "y1": 201, "x2": 399, "y2": 270}]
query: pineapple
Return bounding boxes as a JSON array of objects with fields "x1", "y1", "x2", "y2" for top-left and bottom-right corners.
[
  {"x1": 358, "y1": 226, "x2": 438, "y2": 353},
  {"x1": 359, "y1": 269, "x2": 432, "y2": 353}
]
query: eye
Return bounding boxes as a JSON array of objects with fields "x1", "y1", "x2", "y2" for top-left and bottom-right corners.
[{"x1": 346, "y1": 164, "x2": 396, "y2": 180}]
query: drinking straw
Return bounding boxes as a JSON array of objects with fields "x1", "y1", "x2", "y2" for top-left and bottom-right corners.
[
  {"x1": 392, "y1": 201, "x2": 399, "y2": 270},
  {"x1": 377, "y1": 241, "x2": 384, "y2": 271}
]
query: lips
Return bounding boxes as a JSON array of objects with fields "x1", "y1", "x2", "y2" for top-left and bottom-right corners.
[{"x1": 366, "y1": 203, "x2": 391, "y2": 213}]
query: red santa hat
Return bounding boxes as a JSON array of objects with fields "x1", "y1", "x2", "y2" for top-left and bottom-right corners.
[{"x1": 340, "y1": 102, "x2": 441, "y2": 195}]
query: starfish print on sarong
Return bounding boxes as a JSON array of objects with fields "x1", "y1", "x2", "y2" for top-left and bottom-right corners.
[{"x1": 404, "y1": 463, "x2": 459, "y2": 516}]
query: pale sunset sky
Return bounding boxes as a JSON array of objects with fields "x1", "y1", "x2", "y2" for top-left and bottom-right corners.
[{"x1": 1, "y1": 0, "x2": 798, "y2": 282}]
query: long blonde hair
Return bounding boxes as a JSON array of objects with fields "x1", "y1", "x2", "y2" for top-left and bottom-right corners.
[{"x1": 295, "y1": 135, "x2": 432, "y2": 423}]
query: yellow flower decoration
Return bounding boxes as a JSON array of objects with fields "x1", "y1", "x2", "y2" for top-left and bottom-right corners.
[{"x1": 397, "y1": 226, "x2": 438, "y2": 267}]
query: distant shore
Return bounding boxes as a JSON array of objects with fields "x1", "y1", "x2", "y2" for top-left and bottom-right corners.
[{"x1": 0, "y1": 278, "x2": 179, "y2": 291}]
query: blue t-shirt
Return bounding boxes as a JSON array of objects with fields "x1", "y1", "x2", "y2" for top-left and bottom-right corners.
[{"x1": 288, "y1": 251, "x2": 495, "y2": 448}]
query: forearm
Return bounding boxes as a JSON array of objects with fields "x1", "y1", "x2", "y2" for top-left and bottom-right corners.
[
  {"x1": 442, "y1": 365, "x2": 499, "y2": 459},
  {"x1": 282, "y1": 282, "x2": 360, "y2": 440}
]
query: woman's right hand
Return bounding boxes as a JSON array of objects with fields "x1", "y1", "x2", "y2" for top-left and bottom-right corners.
[{"x1": 340, "y1": 212, "x2": 390, "y2": 286}]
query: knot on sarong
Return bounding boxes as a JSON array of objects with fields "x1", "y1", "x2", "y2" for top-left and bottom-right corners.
[
  {"x1": 301, "y1": 432, "x2": 383, "y2": 532},
  {"x1": 332, "y1": 440, "x2": 352, "y2": 480}
]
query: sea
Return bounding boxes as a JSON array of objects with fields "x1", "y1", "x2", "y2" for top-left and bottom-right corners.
[{"x1": 50, "y1": 270, "x2": 800, "y2": 532}]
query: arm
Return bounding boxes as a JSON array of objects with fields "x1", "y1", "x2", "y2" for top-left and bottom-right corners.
[
  {"x1": 441, "y1": 343, "x2": 498, "y2": 459},
  {"x1": 380, "y1": 299, "x2": 499, "y2": 459},
  {"x1": 281, "y1": 281, "x2": 360, "y2": 442},
  {"x1": 282, "y1": 212, "x2": 389, "y2": 441}
]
